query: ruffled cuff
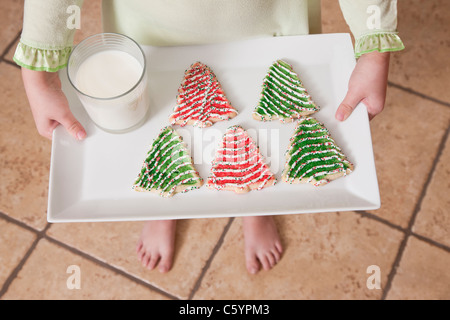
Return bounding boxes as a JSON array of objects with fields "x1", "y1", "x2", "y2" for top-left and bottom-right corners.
[
  {"x1": 355, "y1": 32, "x2": 405, "y2": 59},
  {"x1": 13, "y1": 41, "x2": 73, "y2": 72}
]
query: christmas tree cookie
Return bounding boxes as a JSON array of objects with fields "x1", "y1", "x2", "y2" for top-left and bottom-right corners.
[
  {"x1": 253, "y1": 60, "x2": 319, "y2": 123},
  {"x1": 169, "y1": 62, "x2": 238, "y2": 128},
  {"x1": 282, "y1": 117, "x2": 353, "y2": 186},
  {"x1": 133, "y1": 126, "x2": 203, "y2": 197},
  {"x1": 207, "y1": 125, "x2": 276, "y2": 193}
]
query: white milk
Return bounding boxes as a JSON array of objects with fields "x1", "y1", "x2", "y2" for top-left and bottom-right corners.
[{"x1": 75, "y1": 50, "x2": 149, "y2": 132}]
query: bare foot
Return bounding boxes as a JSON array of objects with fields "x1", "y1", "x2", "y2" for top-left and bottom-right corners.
[
  {"x1": 242, "y1": 216, "x2": 283, "y2": 274},
  {"x1": 136, "y1": 220, "x2": 177, "y2": 273}
]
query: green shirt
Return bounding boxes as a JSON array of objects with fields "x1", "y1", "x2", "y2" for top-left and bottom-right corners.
[{"x1": 14, "y1": 0, "x2": 404, "y2": 72}]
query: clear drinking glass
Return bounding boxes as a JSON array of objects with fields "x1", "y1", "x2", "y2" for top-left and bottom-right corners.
[{"x1": 67, "y1": 33, "x2": 149, "y2": 133}]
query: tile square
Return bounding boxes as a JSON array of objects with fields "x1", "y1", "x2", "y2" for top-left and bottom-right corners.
[
  {"x1": 386, "y1": 236, "x2": 450, "y2": 300},
  {"x1": 73, "y1": 0, "x2": 103, "y2": 44},
  {"x1": 413, "y1": 134, "x2": 450, "y2": 247},
  {"x1": 367, "y1": 87, "x2": 450, "y2": 227},
  {"x1": 389, "y1": 0, "x2": 450, "y2": 103},
  {"x1": 194, "y1": 212, "x2": 403, "y2": 299},
  {"x1": 47, "y1": 218, "x2": 231, "y2": 299},
  {"x1": 3, "y1": 37, "x2": 19, "y2": 63},
  {"x1": 0, "y1": 0, "x2": 23, "y2": 55},
  {"x1": 321, "y1": 0, "x2": 351, "y2": 36},
  {"x1": 0, "y1": 218, "x2": 36, "y2": 288},
  {"x1": 0, "y1": 64, "x2": 51, "y2": 230},
  {"x1": 2, "y1": 238, "x2": 168, "y2": 299}
]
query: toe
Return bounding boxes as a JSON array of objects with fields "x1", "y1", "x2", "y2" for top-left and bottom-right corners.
[
  {"x1": 271, "y1": 247, "x2": 282, "y2": 263},
  {"x1": 245, "y1": 251, "x2": 260, "y2": 274},
  {"x1": 265, "y1": 252, "x2": 276, "y2": 268},
  {"x1": 158, "y1": 257, "x2": 172, "y2": 273},
  {"x1": 141, "y1": 251, "x2": 151, "y2": 268},
  {"x1": 275, "y1": 241, "x2": 283, "y2": 255},
  {"x1": 147, "y1": 252, "x2": 160, "y2": 270},
  {"x1": 136, "y1": 240, "x2": 143, "y2": 254},
  {"x1": 137, "y1": 246, "x2": 145, "y2": 262},
  {"x1": 158, "y1": 248, "x2": 174, "y2": 273},
  {"x1": 258, "y1": 254, "x2": 271, "y2": 271}
]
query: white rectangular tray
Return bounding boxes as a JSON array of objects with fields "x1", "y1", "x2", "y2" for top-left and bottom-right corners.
[{"x1": 48, "y1": 33, "x2": 380, "y2": 222}]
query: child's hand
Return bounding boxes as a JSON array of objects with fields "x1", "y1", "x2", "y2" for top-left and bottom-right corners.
[
  {"x1": 335, "y1": 51, "x2": 390, "y2": 121},
  {"x1": 22, "y1": 68, "x2": 86, "y2": 140}
]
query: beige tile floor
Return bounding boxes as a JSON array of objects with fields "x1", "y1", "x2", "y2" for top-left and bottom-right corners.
[{"x1": 0, "y1": 0, "x2": 449, "y2": 300}]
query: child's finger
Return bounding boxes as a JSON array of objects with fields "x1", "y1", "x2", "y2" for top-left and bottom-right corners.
[
  {"x1": 59, "y1": 111, "x2": 86, "y2": 141},
  {"x1": 33, "y1": 116, "x2": 57, "y2": 140},
  {"x1": 335, "y1": 90, "x2": 362, "y2": 121},
  {"x1": 46, "y1": 120, "x2": 59, "y2": 140}
]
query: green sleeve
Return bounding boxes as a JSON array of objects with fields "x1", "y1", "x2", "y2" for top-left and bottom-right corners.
[
  {"x1": 13, "y1": 0, "x2": 84, "y2": 72},
  {"x1": 339, "y1": 0, "x2": 405, "y2": 58}
]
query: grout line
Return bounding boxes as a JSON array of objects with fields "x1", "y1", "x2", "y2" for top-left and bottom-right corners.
[
  {"x1": 2, "y1": 59, "x2": 21, "y2": 69},
  {"x1": 0, "y1": 29, "x2": 21, "y2": 61},
  {"x1": 388, "y1": 81, "x2": 450, "y2": 108},
  {"x1": 43, "y1": 234, "x2": 180, "y2": 300},
  {"x1": 355, "y1": 210, "x2": 406, "y2": 233},
  {"x1": 411, "y1": 232, "x2": 450, "y2": 253},
  {"x1": 341, "y1": 209, "x2": 449, "y2": 254},
  {"x1": 188, "y1": 217, "x2": 235, "y2": 300},
  {"x1": 0, "y1": 222, "x2": 50, "y2": 298},
  {"x1": 2, "y1": 202, "x2": 450, "y2": 300},
  {"x1": 0, "y1": 237, "x2": 40, "y2": 298},
  {"x1": 0, "y1": 211, "x2": 42, "y2": 234},
  {"x1": 381, "y1": 123, "x2": 450, "y2": 300},
  {"x1": 0, "y1": 213, "x2": 179, "y2": 299}
]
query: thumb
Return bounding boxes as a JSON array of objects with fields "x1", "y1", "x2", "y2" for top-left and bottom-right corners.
[
  {"x1": 335, "y1": 90, "x2": 363, "y2": 122},
  {"x1": 59, "y1": 111, "x2": 86, "y2": 140}
]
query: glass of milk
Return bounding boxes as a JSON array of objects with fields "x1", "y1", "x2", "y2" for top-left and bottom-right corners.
[{"x1": 67, "y1": 33, "x2": 149, "y2": 133}]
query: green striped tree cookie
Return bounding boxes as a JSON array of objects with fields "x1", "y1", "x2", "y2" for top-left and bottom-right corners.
[
  {"x1": 133, "y1": 126, "x2": 203, "y2": 197},
  {"x1": 282, "y1": 117, "x2": 353, "y2": 186},
  {"x1": 253, "y1": 60, "x2": 319, "y2": 123}
]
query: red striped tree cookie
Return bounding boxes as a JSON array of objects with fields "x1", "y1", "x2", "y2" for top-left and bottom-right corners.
[
  {"x1": 169, "y1": 62, "x2": 238, "y2": 128},
  {"x1": 206, "y1": 125, "x2": 276, "y2": 194}
]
